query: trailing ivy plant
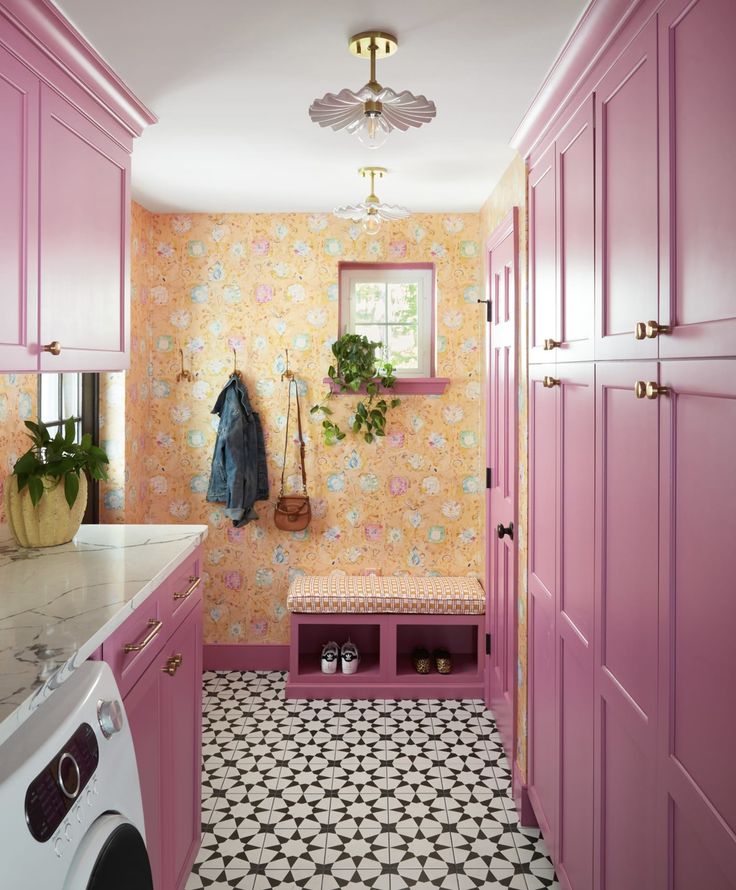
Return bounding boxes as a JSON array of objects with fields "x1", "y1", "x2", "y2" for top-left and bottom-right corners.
[
  {"x1": 12, "y1": 418, "x2": 109, "y2": 508},
  {"x1": 311, "y1": 333, "x2": 400, "y2": 445}
]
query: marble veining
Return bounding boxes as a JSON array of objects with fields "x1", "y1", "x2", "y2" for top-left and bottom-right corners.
[{"x1": 0, "y1": 524, "x2": 207, "y2": 747}]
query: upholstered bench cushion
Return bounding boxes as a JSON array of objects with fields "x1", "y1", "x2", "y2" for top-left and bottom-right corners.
[{"x1": 286, "y1": 575, "x2": 485, "y2": 615}]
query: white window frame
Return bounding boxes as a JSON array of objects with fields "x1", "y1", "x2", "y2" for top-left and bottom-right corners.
[{"x1": 339, "y1": 265, "x2": 435, "y2": 378}]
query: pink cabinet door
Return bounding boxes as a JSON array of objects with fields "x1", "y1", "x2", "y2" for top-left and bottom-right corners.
[
  {"x1": 161, "y1": 603, "x2": 203, "y2": 890},
  {"x1": 595, "y1": 21, "x2": 659, "y2": 361},
  {"x1": 485, "y1": 209, "x2": 518, "y2": 763},
  {"x1": 656, "y1": 359, "x2": 736, "y2": 888},
  {"x1": 529, "y1": 144, "x2": 558, "y2": 364},
  {"x1": 527, "y1": 363, "x2": 558, "y2": 847},
  {"x1": 556, "y1": 362, "x2": 595, "y2": 890},
  {"x1": 557, "y1": 98, "x2": 595, "y2": 364},
  {"x1": 39, "y1": 84, "x2": 130, "y2": 371},
  {"x1": 594, "y1": 362, "x2": 659, "y2": 890},
  {"x1": 0, "y1": 45, "x2": 38, "y2": 371},
  {"x1": 658, "y1": 0, "x2": 736, "y2": 359},
  {"x1": 124, "y1": 656, "x2": 164, "y2": 890}
]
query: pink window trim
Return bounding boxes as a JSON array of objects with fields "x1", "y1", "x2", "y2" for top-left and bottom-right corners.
[
  {"x1": 323, "y1": 376, "x2": 450, "y2": 396},
  {"x1": 337, "y1": 261, "x2": 438, "y2": 380}
]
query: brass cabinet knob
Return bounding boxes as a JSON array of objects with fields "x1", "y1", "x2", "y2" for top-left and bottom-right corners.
[
  {"x1": 543, "y1": 376, "x2": 560, "y2": 388},
  {"x1": 43, "y1": 341, "x2": 61, "y2": 356},
  {"x1": 162, "y1": 653, "x2": 183, "y2": 676},
  {"x1": 645, "y1": 382, "x2": 670, "y2": 400},
  {"x1": 635, "y1": 322, "x2": 647, "y2": 341},
  {"x1": 644, "y1": 320, "x2": 671, "y2": 339},
  {"x1": 634, "y1": 380, "x2": 647, "y2": 399},
  {"x1": 543, "y1": 338, "x2": 561, "y2": 351}
]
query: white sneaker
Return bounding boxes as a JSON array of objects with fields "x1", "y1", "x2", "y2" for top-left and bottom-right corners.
[
  {"x1": 321, "y1": 641, "x2": 339, "y2": 674},
  {"x1": 340, "y1": 641, "x2": 360, "y2": 675}
]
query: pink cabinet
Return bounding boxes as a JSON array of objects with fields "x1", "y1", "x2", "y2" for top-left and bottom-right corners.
[{"x1": 529, "y1": 147, "x2": 557, "y2": 365}]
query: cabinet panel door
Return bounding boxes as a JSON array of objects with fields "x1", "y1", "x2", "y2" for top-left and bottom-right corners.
[
  {"x1": 529, "y1": 145, "x2": 558, "y2": 364},
  {"x1": 161, "y1": 605, "x2": 202, "y2": 890},
  {"x1": 557, "y1": 98, "x2": 595, "y2": 364},
  {"x1": 594, "y1": 362, "x2": 659, "y2": 890},
  {"x1": 0, "y1": 46, "x2": 38, "y2": 371},
  {"x1": 39, "y1": 85, "x2": 130, "y2": 371},
  {"x1": 556, "y1": 363, "x2": 595, "y2": 890},
  {"x1": 125, "y1": 661, "x2": 163, "y2": 890},
  {"x1": 595, "y1": 22, "x2": 659, "y2": 361},
  {"x1": 658, "y1": 0, "x2": 736, "y2": 358},
  {"x1": 657, "y1": 359, "x2": 736, "y2": 888},
  {"x1": 527, "y1": 365, "x2": 557, "y2": 847}
]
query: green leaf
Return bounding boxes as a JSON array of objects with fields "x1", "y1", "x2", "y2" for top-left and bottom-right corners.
[
  {"x1": 364, "y1": 432, "x2": 374, "y2": 443},
  {"x1": 13, "y1": 451, "x2": 38, "y2": 476},
  {"x1": 28, "y1": 476, "x2": 44, "y2": 506},
  {"x1": 64, "y1": 418, "x2": 76, "y2": 446},
  {"x1": 80, "y1": 433, "x2": 92, "y2": 451},
  {"x1": 15, "y1": 473, "x2": 28, "y2": 492},
  {"x1": 390, "y1": 399, "x2": 401, "y2": 408},
  {"x1": 64, "y1": 471, "x2": 80, "y2": 509}
]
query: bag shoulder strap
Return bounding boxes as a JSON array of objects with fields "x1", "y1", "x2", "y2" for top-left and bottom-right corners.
[{"x1": 280, "y1": 379, "x2": 308, "y2": 496}]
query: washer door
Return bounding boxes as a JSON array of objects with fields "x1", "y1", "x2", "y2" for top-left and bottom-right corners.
[{"x1": 63, "y1": 813, "x2": 153, "y2": 890}]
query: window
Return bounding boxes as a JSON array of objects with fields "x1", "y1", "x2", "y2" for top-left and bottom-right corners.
[
  {"x1": 340, "y1": 264, "x2": 435, "y2": 379},
  {"x1": 37, "y1": 373, "x2": 100, "y2": 523}
]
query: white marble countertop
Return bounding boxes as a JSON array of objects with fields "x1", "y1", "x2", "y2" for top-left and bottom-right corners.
[{"x1": 0, "y1": 523, "x2": 208, "y2": 747}]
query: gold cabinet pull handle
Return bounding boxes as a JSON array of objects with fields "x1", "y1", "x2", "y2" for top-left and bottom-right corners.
[
  {"x1": 543, "y1": 376, "x2": 560, "y2": 388},
  {"x1": 645, "y1": 382, "x2": 670, "y2": 400},
  {"x1": 644, "y1": 320, "x2": 671, "y2": 339},
  {"x1": 635, "y1": 322, "x2": 647, "y2": 341},
  {"x1": 123, "y1": 618, "x2": 163, "y2": 653},
  {"x1": 43, "y1": 341, "x2": 62, "y2": 355},
  {"x1": 173, "y1": 575, "x2": 201, "y2": 601},
  {"x1": 162, "y1": 653, "x2": 183, "y2": 676},
  {"x1": 543, "y1": 338, "x2": 561, "y2": 351},
  {"x1": 634, "y1": 381, "x2": 647, "y2": 399}
]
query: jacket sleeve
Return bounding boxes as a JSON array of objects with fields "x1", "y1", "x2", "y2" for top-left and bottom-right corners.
[{"x1": 222, "y1": 393, "x2": 247, "y2": 523}]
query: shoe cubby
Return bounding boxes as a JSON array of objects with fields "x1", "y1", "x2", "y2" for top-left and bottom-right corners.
[{"x1": 286, "y1": 612, "x2": 485, "y2": 699}]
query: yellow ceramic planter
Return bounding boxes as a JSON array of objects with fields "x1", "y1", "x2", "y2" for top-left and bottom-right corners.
[{"x1": 4, "y1": 473, "x2": 88, "y2": 548}]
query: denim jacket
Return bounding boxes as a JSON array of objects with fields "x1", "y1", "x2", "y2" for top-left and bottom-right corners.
[{"x1": 206, "y1": 374, "x2": 269, "y2": 526}]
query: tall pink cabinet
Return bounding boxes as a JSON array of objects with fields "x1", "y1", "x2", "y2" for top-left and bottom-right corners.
[
  {"x1": 517, "y1": 0, "x2": 736, "y2": 887},
  {"x1": 0, "y1": 0, "x2": 155, "y2": 373}
]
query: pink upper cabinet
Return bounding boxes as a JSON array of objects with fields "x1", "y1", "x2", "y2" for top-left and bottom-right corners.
[
  {"x1": 658, "y1": 0, "x2": 736, "y2": 358},
  {"x1": 0, "y1": 0, "x2": 155, "y2": 374},
  {"x1": 529, "y1": 146, "x2": 558, "y2": 364}
]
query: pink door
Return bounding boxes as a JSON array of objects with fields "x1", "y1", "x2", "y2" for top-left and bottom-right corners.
[
  {"x1": 527, "y1": 363, "x2": 558, "y2": 848},
  {"x1": 162, "y1": 604, "x2": 202, "y2": 890},
  {"x1": 0, "y1": 45, "x2": 38, "y2": 372},
  {"x1": 39, "y1": 84, "x2": 130, "y2": 371},
  {"x1": 557, "y1": 97, "x2": 595, "y2": 364},
  {"x1": 556, "y1": 363, "x2": 595, "y2": 889},
  {"x1": 595, "y1": 20, "x2": 659, "y2": 361},
  {"x1": 594, "y1": 362, "x2": 659, "y2": 890},
  {"x1": 656, "y1": 359, "x2": 736, "y2": 888},
  {"x1": 485, "y1": 209, "x2": 518, "y2": 765},
  {"x1": 658, "y1": 0, "x2": 736, "y2": 359},
  {"x1": 529, "y1": 143, "x2": 558, "y2": 364}
]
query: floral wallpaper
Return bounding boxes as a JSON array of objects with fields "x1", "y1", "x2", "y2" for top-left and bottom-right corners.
[
  {"x1": 480, "y1": 155, "x2": 529, "y2": 780},
  {"x1": 0, "y1": 375, "x2": 37, "y2": 523},
  {"x1": 103, "y1": 204, "x2": 485, "y2": 648}
]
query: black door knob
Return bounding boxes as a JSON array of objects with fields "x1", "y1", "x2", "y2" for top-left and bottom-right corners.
[{"x1": 497, "y1": 522, "x2": 514, "y2": 540}]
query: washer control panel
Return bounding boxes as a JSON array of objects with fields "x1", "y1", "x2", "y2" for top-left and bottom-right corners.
[{"x1": 24, "y1": 722, "x2": 99, "y2": 842}]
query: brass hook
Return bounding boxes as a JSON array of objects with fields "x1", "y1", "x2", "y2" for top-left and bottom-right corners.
[
  {"x1": 281, "y1": 348, "x2": 294, "y2": 381},
  {"x1": 232, "y1": 347, "x2": 242, "y2": 379},
  {"x1": 176, "y1": 348, "x2": 194, "y2": 383}
]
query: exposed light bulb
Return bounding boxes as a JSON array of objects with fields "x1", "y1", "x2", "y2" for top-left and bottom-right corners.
[
  {"x1": 356, "y1": 110, "x2": 390, "y2": 150},
  {"x1": 363, "y1": 215, "x2": 382, "y2": 236}
]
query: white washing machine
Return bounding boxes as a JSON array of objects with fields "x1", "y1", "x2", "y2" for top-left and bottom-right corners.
[{"x1": 0, "y1": 661, "x2": 153, "y2": 890}]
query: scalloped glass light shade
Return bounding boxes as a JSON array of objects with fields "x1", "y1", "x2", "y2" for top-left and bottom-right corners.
[{"x1": 333, "y1": 201, "x2": 411, "y2": 224}]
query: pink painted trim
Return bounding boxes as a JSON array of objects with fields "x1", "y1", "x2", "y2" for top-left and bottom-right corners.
[
  {"x1": 511, "y1": 0, "x2": 649, "y2": 158},
  {"x1": 203, "y1": 643, "x2": 290, "y2": 672},
  {"x1": 337, "y1": 261, "x2": 437, "y2": 378},
  {"x1": 513, "y1": 765, "x2": 539, "y2": 828},
  {"x1": 0, "y1": 0, "x2": 157, "y2": 137},
  {"x1": 323, "y1": 376, "x2": 450, "y2": 396}
]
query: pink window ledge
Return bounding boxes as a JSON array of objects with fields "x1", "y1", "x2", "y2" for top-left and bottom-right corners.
[{"x1": 323, "y1": 377, "x2": 450, "y2": 396}]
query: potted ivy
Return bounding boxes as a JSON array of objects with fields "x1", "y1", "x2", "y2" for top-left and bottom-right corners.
[
  {"x1": 311, "y1": 333, "x2": 400, "y2": 444},
  {"x1": 4, "y1": 418, "x2": 109, "y2": 548}
]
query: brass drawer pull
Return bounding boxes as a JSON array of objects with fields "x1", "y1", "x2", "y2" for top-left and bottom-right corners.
[
  {"x1": 635, "y1": 320, "x2": 671, "y2": 340},
  {"x1": 635, "y1": 381, "x2": 670, "y2": 400},
  {"x1": 163, "y1": 654, "x2": 183, "y2": 676},
  {"x1": 123, "y1": 618, "x2": 163, "y2": 653},
  {"x1": 543, "y1": 376, "x2": 560, "y2": 388},
  {"x1": 173, "y1": 575, "x2": 201, "y2": 601},
  {"x1": 43, "y1": 340, "x2": 61, "y2": 355},
  {"x1": 543, "y1": 338, "x2": 561, "y2": 351}
]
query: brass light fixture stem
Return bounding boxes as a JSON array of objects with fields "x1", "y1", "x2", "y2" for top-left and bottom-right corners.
[
  {"x1": 369, "y1": 40, "x2": 378, "y2": 90},
  {"x1": 359, "y1": 166, "x2": 386, "y2": 203}
]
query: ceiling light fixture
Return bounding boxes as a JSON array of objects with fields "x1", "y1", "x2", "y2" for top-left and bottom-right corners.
[
  {"x1": 309, "y1": 31, "x2": 437, "y2": 150},
  {"x1": 333, "y1": 167, "x2": 410, "y2": 235}
]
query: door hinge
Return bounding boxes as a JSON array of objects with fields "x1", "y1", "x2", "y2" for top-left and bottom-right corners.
[
  {"x1": 486, "y1": 467, "x2": 492, "y2": 489},
  {"x1": 486, "y1": 633, "x2": 491, "y2": 656},
  {"x1": 477, "y1": 299, "x2": 492, "y2": 322}
]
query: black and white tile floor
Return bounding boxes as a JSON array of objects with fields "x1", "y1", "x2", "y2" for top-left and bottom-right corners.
[{"x1": 188, "y1": 671, "x2": 559, "y2": 890}]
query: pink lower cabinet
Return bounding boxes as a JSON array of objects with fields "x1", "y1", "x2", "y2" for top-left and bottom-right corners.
[{"x1": 102, "y1": 548, "x2": 203, "y2": 890}]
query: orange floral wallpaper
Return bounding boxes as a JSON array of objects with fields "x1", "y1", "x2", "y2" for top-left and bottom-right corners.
[
  {"x1": 105, "y1": 205, "x2": 485, "y2": 647},
  {"x1": 0, "y1": 375, "x2": 37, "y2": 523}
]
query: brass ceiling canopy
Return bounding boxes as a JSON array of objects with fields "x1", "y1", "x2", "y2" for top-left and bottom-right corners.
[
  {"x1": 309, "y1": 30, "x2": 437, "y2": 150},
  {"x1": 333, "y1": 167, "x2": 411, "y2": 235}
]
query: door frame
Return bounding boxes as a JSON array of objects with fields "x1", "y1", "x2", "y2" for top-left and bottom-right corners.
[{"x1": 484, "y1": 206, "x2": 519, "y2": 764}]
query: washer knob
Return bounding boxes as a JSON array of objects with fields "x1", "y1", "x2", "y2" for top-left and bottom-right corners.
[
  {"x1": 97, "y1": 699, "x2": 124, "y2": 738},
  {"x1": 64, "y1": 822, "x2": 72, "y2": 842},
  {"x1": 54, "y1": 838, "x2": 63, "y2": 858}
]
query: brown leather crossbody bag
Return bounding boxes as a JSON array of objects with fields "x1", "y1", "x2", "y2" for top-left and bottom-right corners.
[{"x1": 274, "y1": 378, "x2": 311, "y2": 531}]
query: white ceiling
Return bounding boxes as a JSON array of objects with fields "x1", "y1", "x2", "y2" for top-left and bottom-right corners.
[{"x1": 55, "y1": 0, "x2": 587, "y2": 214}]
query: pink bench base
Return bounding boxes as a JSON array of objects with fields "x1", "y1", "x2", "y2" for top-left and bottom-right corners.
[{"x1": 286, "y1": 612, "x2": 485, "y2": 700}]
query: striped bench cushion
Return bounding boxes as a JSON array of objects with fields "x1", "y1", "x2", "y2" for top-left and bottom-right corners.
[{"x1": 286, "y1": 575, "x2": 485, "y2": 615}]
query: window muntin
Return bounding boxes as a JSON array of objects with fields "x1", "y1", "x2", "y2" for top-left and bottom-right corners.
[{"x1": 39, "y1": 373, "x2": 83, "y2": 442}]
